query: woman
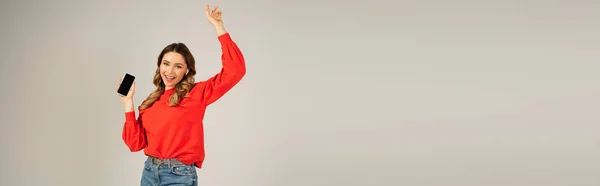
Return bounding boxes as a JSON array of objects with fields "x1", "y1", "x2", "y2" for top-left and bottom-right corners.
[{"x1": 116, "y1": 5, "x2": 246, "y2": 186}]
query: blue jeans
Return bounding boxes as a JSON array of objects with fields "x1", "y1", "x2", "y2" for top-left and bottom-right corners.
[{"x1": 141, "y1": 157, "x2": 198, "y2": 186}]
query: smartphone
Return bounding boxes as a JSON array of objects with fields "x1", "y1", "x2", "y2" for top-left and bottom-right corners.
[{"x1": 117, "y1": 73, "x2": 135, "y2": 96}]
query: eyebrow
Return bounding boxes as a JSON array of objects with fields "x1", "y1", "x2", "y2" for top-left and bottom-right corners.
[{"x1": 162, "y1": 60, "x2": 185, "y2": 65}]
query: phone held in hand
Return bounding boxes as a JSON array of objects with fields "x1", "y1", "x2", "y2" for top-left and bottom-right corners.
[{"x1": 117, "y1": 73, "x2": 135, "y2": 96}]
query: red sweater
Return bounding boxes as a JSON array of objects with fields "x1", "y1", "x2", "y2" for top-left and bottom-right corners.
[{"x1": 122, "y1": 33, "x2": 246, "y2": 168}]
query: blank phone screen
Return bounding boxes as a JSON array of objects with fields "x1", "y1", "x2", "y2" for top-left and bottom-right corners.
[{"x1": 117, "y1": 73, "x2": 135, "y2": 96}]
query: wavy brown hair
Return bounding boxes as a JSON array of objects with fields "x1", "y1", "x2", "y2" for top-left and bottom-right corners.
[{"x1": 139, "y1": 42, "x2": 197, "y2": 110}]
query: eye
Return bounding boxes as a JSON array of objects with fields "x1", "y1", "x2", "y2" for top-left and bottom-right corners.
[{"x1": 176, "y1": 66, "x2": 183, "y2": 69}]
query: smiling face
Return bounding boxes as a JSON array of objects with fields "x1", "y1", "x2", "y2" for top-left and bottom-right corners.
[{"x1": 159, "y1": 52, "x2": 189, "y2": 90}]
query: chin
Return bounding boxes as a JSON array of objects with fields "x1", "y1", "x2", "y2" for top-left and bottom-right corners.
[{"x1": 162, "y1": 78, "x2": 176, "y2": 88}]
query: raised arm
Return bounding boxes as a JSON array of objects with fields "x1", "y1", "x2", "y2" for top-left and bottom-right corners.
[
  {"x1": 199, "y1": 33, "x2": 246, "y2": 105},
  {"x1": 197, "y1": 5, "x2": 246, "y2": 105},
  {"x1": 116, "y1": 77, "x2": 147, "y2": 151}
]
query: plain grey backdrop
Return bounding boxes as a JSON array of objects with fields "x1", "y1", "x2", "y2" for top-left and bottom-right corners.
[{"x1": 1, "y1": 0, "x2": 599, "y2": 185}]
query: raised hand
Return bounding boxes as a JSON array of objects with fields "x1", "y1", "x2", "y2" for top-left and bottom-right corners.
[
  {"x1": 117, "y1": 77, "x2": 136, "y2": 112},
  {"x1": 205, "y1": 5, "x2": 223, "y2": 27}
]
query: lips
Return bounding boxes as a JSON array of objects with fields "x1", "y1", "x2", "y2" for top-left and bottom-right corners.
[{"x1": 164, "y1": 75, "x2": 176, "y2": 83}]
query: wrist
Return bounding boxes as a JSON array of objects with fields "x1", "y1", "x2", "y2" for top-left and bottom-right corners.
[
  {"x1": 125, "y1": 101, "x2": 134, "y2": 112},
  {"x1": 213, "y1": 24, "x2": 227, "y2": 36}
]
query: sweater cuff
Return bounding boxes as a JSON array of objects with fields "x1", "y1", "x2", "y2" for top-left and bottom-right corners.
[
  {"x1": 218, "y1": 33, "x2": 232, "y2": 44},
  {"x1": 125, "y1": 111, "x2": 136, "y2": 121}
]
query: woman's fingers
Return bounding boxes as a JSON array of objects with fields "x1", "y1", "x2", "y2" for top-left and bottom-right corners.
[
  {"x1": 127, "y1": 82, "x2": 135, "y2": 98},
  {"x1": 116, "y1": 77, "x2": 123, "y2": 92},
  {"x1": 206, "y1": 5, "x2": 220, "y2": 17},
  {"x1": 212, "y1": 6, "x2": 219, "y2": 14}
]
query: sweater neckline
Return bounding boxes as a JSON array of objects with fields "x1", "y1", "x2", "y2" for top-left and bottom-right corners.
[{"x1": 164, "y1": 87, "x2": 175, "y2": 94}]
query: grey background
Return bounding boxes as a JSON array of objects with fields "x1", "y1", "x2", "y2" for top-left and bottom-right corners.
[{"x1": 1, "y1": 0, "x2": 599, "y2": 185}]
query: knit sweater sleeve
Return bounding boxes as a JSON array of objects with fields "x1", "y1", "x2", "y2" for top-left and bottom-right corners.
[{"x1": 193, "y1": 33, "x2": 246, "y2": 105}]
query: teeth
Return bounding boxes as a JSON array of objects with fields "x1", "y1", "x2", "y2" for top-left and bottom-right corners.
[{"x1": 166, "y1": 76, "x2": 175, "y2": 79}]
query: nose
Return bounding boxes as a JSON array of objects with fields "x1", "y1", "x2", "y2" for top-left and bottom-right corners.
[{"x1": 166, "y1": 66, "x2": 175, "y2": 73}]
